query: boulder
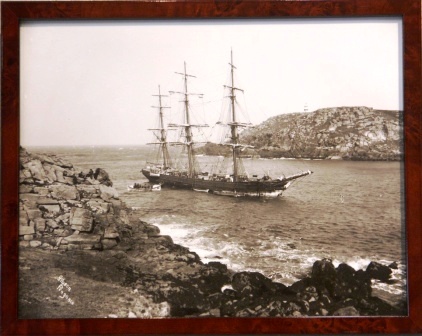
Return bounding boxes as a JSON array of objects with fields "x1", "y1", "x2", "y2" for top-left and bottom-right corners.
[
  {"x1": 102, "y1": 238, "x2": 118, "y2": 250},
  {"x1": 54, "y1": 164, "x2": 74, "y2": 179},
  {"x1": 196, "y1": 263, "x2": 231, "y2": 294},
  {"x1": 20, "y1": 169, "x2": 32, "y2": 179},
  {"x1": 54, "y1": 167, "x2": 66, "y2": 183},
  {"x1": 31, "y1": 153, "x2": 55, "y2": 165},
  {"x1": 70, "y1": 208, "x2": 93, "y2": 232},
  {"x1": 19, "y1": 225, "x2": 35, "y2": 236},
  {"x1": 26, "y1": 209, "x2": 43, "y2": 220},
  {"x1": 86, "y1": 199, "x2": 110, "y2": 214},
  {"x1": 23, "y1": 234, "x2": 34, "y2": 241},
  {"x1": 336, "y1": 263, "x2": 355, "y2": 279},
  {"x1": 77, "y1": 185, "x2": 98, "y2": 199},
  {"x1": 55, "y1": 157, "x2": 73, "y2": 169},
  {"x1": 19, "y1": 185, "x2": 33, "y2": 193},
  {"x1": 53, "y1": 228, "x2": 73, "y2": 237},
  {"x1": 46, "y1": 219, "x2": 60, "y2": 229},
  {"x1": 333, "y1": 306, "x2": 359, "y2": 316},
  {"x1": 333, "y1": 263, "x2": 371, "y2": 300},
  {"x1": 29, "y1": 240, "x2": 42, "y2": 248},
  {"x1": 94, "y1": 168, "x2": 113, "y2": 186},
  {"x1": 311, "y1": 258, "x2": 337, "y2": 293},
  {"x1": 85, "y1": 177, "x2": 100, "y2": 185},
  {"x1": 63, "y1": 232, "x2": 102, "y2": 245},
  {"x1": 231, "y1": 271, "x2": 275, "y2": 296},
  {"x1": 142, "y1": 223, "x2": 160, "y2": 237},
  {"x1": 19, "y1": 241, "x2": 31, "y2": 248},
  {"x1": 109, "y1": 199, "x2": 122, "y2": 215},
  {"x1": 388, "y1": 261, "x2": 398, "y2": 270},
  {"x1": 63, "y1": 176, "x2": 76, "y2": 185},
  {"x1": 49, "y1": 185, "x2": 78, "y2": 200},
  {"x1": 365, "y1": 261, "x2": 392, "y2": 282},
  {"x1": 24, "y1": 160, "x2": 45, "y2": 181},
  {"x1": 40, "y1": 204, "x2": 61, "y2": 214},
  {"x1": 36, "y1": 197, "x2": 60, "y2": 205},
  {"x1": 42, "y1": 164, "x2": 57, "y2": 182},
  {"x1": 312, "y1": 258, "x2": 337, "y2": 281},
  {"x1": 287, "y1": 277, "x2": 313, "y2": 295},
  {"x1": 104, "y1": 227, "x2": 119, "y2": 239},
  {"x1": 99, "y1": 185, "x2": 119, "y2": 202},
  {"x1": 33, "y1": 187, "x2": 50, "y2": 196},
  {"x1": 20, "y1": 193, "x2": 41, "y2": 208}
]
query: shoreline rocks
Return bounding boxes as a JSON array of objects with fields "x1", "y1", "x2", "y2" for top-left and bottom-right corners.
[{"x1": 18, "y1": 148, "x2": 406, "y2": 318}]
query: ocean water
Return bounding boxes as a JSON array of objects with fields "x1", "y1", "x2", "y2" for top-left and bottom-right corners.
[{"x1": 30, "y1": 146, "x2": 407, "y2": 308}]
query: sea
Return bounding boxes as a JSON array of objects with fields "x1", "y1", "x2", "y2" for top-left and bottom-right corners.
[{"x1": 29, "y1": 145, "x2": 407, "y2": 310}]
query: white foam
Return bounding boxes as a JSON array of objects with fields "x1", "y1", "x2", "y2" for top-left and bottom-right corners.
[
  {"x1": 332, "y1": 257, "x2": 373, "y2": 271},
  {"x1": 371, "y1": 279, "x2": 406, "y2": 296},
  {"x1": 149, "y1": 216, "x2": 407, "y2": 300},
  {"x1": 151, "y1": 217, "x2": 247, "y2": 271}
]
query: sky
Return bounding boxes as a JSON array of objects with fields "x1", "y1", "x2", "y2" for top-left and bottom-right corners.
[{"x1": 20, "y1": 18, "x2": 403, "y2": 146}]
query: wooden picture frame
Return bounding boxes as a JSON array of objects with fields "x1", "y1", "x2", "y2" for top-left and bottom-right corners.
[{"x1": 1, "y1": 0, "x2": 421, "y2": 334}]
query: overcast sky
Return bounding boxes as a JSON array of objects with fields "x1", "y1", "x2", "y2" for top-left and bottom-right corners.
[{"x1": 20, "y1": 18, "x2": 402, "y2": 146}]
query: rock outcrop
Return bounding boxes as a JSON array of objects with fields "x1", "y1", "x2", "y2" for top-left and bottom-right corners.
[
  {"x1": 19, "y1": 147, "x2": 121, "y2": 251},
  {"x1": 240, "y1": 106, "x2": 402, "y2": 160}
]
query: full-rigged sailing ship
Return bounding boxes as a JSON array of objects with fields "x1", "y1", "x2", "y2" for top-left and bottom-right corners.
[{"x1": 142, "y1": 52, "x2": 313, "y2": 197}]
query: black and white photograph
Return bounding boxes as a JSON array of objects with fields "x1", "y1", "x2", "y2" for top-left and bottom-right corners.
[{"x1": 18, "y1": 18, "x2": 406, "y2": 319}]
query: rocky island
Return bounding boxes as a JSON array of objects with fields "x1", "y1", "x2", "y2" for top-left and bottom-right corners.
[
  {"x1": 18, "y1": 148, "x2": 405, "y2": 318},
  {"x1": 201, "y1": 106, "x2": 402, "y2": 161}
]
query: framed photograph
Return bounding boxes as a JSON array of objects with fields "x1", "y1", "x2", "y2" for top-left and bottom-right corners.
[{"x1": 2, "y1": 0, "x2": 421, "y2": 335}]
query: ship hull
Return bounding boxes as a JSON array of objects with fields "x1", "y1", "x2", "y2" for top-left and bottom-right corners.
[
  {"x1": 141, "y1": 168, "x2": 161, "y2": 183},
  {"x1": 159, "y1": 174, "x2": 290, "y2": 198}
]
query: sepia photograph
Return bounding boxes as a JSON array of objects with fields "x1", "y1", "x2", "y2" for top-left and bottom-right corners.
[{"x1": 17, "y1": 17, "x2": 406, "y2": 320}]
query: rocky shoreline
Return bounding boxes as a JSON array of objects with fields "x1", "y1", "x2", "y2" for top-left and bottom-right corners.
[{"x1": 18, "y1": 148, "x2": 406, "y2": 318}]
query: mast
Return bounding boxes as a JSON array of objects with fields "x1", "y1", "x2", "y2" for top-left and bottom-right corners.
[
  {"x1": 219, "y1": 50, "x2": 254, "y2": 182},
  {"x1": 230, "y1": 50, "x2": 239, "y2": 181},
  {"x1": 169, "y1": 62, "x2": 207, "y2": 178},
  {"x1": 147, "y1": 85, "x2": 172, "y2": 168},
  {"x1": 227, "y1": 50, "x2": 245, "y2": 182},
  {"x1": 182, "y1": 63, "x2": 195, "y2": 178}
]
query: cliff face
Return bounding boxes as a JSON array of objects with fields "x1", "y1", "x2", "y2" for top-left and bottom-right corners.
[{"x1": 241, "y1": 106, "x2": 402, "y2": 160}]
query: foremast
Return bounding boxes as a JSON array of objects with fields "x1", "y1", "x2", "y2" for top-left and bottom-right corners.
[
  {"x1": 222, "y1": 50, "x2": 253, "y2": 182},
  {"x1": 169, "y1": 62, "x2": 208, "y2": 178},
  {"x1": 147, "y1": 85, "x2": 172, "y2": 169}
]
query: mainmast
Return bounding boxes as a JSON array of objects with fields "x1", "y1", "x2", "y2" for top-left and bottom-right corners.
[
  {"x1": 223, "y1": 50, "x2": 253, "y2": 182},
  {"x1": 147, "y1": 85, "x2": 172, "y2": 169},
  {"x1": 169, "y1": 62, "x2": 207, "y2": 178}
]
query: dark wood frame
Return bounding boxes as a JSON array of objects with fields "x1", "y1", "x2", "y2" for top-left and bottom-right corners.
[{"x1": 2, "y1": 0, "x2": 421, "y2": 334}]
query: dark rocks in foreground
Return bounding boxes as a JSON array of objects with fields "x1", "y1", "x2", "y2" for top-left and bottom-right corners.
[{"x1": 119, "y1": 251, "x2": 403, "y2": 317}]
